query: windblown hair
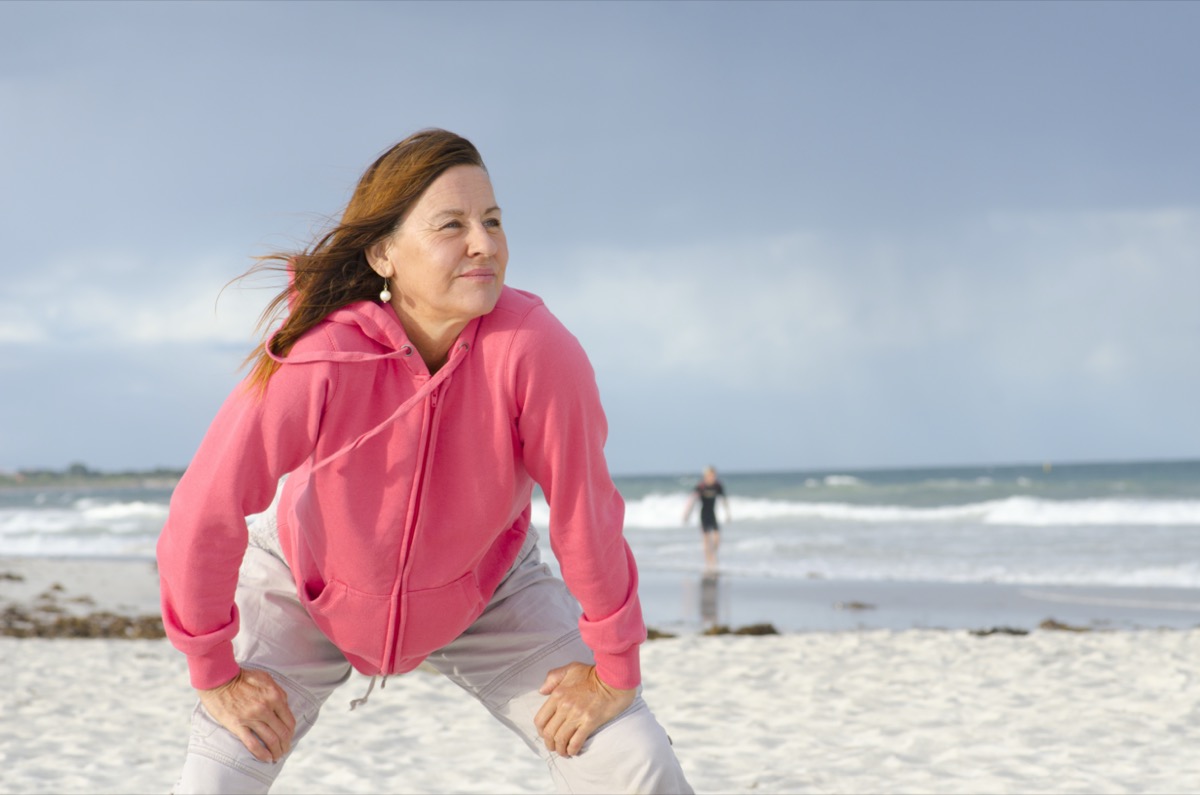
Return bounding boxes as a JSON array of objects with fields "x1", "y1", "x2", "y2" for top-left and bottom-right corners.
[{"x1": 241, "y1": 129, "x2": 487, "y2": 389}]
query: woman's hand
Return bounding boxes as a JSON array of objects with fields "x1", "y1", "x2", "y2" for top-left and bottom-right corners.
[
  {"x1": 198, "y1": 667, "x2": 297, "y2": 763},
  {"x1": 534, "y1": 662, "x2": 636, "y2": 757}
]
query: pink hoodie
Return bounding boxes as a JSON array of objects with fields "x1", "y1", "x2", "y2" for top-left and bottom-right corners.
[{"x1": 157, "y1": 287, "x2": 644, "y2": 691}]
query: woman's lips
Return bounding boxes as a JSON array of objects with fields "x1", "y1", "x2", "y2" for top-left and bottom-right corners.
[{"x1": 459, "y1": 269, "x2": 496, "y2": 281}]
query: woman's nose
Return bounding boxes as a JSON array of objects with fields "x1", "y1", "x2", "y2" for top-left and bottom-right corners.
[{"x1": 467, "y1": 222, "x2": 499, "y2": 256}]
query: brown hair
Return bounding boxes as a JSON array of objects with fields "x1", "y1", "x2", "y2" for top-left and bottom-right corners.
[{"x1": 241, "y1": 129, "x2": 487, "y2": 389}]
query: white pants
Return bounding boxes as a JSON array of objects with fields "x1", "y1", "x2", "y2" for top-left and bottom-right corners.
[{"x1": 172, "y1": 520, "x2": 692, "y2": 794}]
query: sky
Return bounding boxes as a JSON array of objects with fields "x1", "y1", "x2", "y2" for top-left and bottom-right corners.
[{"x1": 2, "y1": 0, "x2": 1198, "y2": 477}]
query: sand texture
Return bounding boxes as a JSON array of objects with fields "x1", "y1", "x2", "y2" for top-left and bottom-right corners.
[{"x1": 3, "y1": 556, "x2": 1200, "y2": 793}]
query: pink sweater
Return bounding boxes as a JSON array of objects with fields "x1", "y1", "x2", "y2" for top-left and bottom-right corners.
[{"x1": 157, "y1": 287, "x2": 644, "y2": 691}]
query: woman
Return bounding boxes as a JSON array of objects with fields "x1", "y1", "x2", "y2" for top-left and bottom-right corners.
[
  {"x1": 157, "y1": 129, "x2": 691, "y2": 793},
  {"x1": 682, "y1": 466, "x2": 731, "y2": 570}
]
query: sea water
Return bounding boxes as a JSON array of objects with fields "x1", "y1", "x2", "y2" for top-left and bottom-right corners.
[
  {"x1": 3, "y1": 460, "x2": 1199, "y2": 590},
  {"x1": 598, "y1": 460, "x2": 1200, "y2": 589}
]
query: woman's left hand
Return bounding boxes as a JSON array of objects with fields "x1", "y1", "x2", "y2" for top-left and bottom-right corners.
[{"x1": 534, "y1": 662, "x2": 636, "y2": 757}]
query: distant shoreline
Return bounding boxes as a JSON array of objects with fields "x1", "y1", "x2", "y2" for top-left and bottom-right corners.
[
  {"x1": 0, "y1": 470, "x2": 182, "y2": 490},
  {"x1": 5, "y1": 554, "x2": 1199, "y2": 638},
  {"x1": 4, "y1": 456, "x2": 1198, "y2": 491}
]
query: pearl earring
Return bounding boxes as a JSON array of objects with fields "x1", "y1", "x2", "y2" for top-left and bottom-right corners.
[{"x1": 380, "y1": 279, "x2": 392, "y2": 303}]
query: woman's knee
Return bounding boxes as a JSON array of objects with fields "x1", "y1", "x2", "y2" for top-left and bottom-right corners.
[
  {"x1": 172, "y1": 702, "x2": 285, "y2": 794},
  {"x1": 550, "y1": 697, "x2": 692, "y2": 794}
]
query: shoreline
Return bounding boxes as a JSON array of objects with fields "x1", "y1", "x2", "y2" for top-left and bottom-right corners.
[
  {"x1": 4, "y1": 554, "x2": 1200, "y2": 639},
  {"x1": 0, "y1": 474, "x2": 181, "y2": 490},
  {"x1": 637, "y1": 567, "x2": 1200, "y2": 634}
]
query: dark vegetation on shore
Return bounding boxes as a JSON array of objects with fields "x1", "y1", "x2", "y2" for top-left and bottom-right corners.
[
  {"x1": 0, "y1": 462, "x2": 183, "y2": 489},
  {"x1": 0, "y1": 575, "x2": 166, "y2": 639}
]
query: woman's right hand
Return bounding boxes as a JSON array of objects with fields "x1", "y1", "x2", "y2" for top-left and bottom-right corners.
[{"x1": 198, "y1": 667, "x2": 297, "y2": 763}]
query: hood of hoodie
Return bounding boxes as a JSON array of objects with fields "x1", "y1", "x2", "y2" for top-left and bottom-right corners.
[
  {"x1": 269, "y1": 298, "x2": 482, "y2": 474},
  {"x1": 268, "y1": 299, "x2": 435, "y2": 367}
]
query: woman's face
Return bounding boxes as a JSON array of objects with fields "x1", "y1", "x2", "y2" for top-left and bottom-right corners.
[{"x1": 370, "y1": 165, "x2": 508, "y2": 342}]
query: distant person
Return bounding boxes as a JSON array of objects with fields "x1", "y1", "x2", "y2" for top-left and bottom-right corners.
[
  {"x1": 682, "y1": 466, "x2": 731, "y2": 570},
  {"x1": 156, "y1": 129, "x2": 690, "y2": 793}
]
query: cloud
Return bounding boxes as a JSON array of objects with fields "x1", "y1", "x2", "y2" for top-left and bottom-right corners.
[
  {"x1": 1, "y1": 250, "x2": 272, "y2": 348},
  {"x1": 3, "y1": 206, "x2": 1196, "y2": 472},
  {"x1": 529, "y1": 232, "x2": 848, "y2": 392},
  {"x1": 0, "y1": 249, "x2": 274, "y2": 470},
  {"x1": 532, "y1": 206, "x2": 1200, "y2": 403},
  {"x1": 513, "y1": 205, "x2": 1200, "y2": 470}
]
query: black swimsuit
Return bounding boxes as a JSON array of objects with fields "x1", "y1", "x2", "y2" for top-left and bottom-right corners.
[{"x1": 694, "y1": 481, "x2": 724, "y2": 532}]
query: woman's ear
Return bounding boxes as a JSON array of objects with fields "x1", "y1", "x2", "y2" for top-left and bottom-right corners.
[{"x1": 366, "y1": 239, "x2": 392, "y2": 278}]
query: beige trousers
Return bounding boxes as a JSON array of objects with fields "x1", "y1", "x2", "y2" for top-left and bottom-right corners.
[{"x1": 171, "y1": 518, "x2": 692, "y2": 794}]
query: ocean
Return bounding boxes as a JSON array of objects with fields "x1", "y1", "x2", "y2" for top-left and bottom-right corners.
[
  {"x1": 3, "y1": 459, "x2": 1200, "y2": 585},
  {"x1": 4, "y1": 459, "x2": 1200, "y2": 631},
  {"x1": 601, "y1": 459, "x2": 1200, "y2": 589}
]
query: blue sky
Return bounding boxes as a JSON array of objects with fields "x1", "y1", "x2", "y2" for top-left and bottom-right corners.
[{"x1": 2, "y1": 0, "x2": 1198, "y2": 475}]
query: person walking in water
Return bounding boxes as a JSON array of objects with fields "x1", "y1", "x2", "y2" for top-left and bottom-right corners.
[{"x1": 682, "y1": 466, "x2": 731, "y2": 571}]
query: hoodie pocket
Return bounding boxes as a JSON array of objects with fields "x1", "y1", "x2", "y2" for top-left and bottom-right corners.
[
  {"x1": 303, "y1": 579, "x2": 393, "y2": 665},
  {"x1": 401, "y1": 570, "x2": 487, "y2": 653}
]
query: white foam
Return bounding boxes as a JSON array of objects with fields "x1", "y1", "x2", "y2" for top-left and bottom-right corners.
[
  {"x1": 74, "y1": 498, "x2": 169, "y2": 521},
  {"x1": 822, "y1": 475, "x2": 864, "y2": 487},
  {"x1": 0, "y1": 509, "x2": 82, "y2": 536},
  {"x1": 609, "y1": 493, "x2": 1200, "y2": 529},
  {"x1": 0, "y1": 498, "x2": 169, "y2": 556},
  {"x1": 7, "y1": 487, "x2": 1200, "y2": 586},
  {"x1": 979, "y1": 497, "x2": 1200, "y2": 526}
]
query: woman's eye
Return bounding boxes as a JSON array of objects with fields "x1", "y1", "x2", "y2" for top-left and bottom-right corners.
[
  {"x1": 484, "y1": 218, "x2": 502, "y2": 229},
  {"x1": 440, "y1": 220, "x2": 463, "y2": 230}
]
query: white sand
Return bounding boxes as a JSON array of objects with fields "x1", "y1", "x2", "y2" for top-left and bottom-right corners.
[{"x1": 4, "y1": 558, "x2": 1200, "y2": 793}]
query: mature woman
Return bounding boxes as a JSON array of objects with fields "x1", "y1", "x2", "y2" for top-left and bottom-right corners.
[{"x1": 157, "y1": 129, "x2": 691, "y2": 793}]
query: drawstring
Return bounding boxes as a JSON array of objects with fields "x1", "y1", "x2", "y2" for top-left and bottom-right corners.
[
  {"x1": 349, "y1": 674, "x2": 388, "y2": 711},
  {"x1": 348, "y1": 676, "x2": 375, "y2": 711},
  {"x1": 305, "y1": 341, "x2": 471, "y2": 476}
]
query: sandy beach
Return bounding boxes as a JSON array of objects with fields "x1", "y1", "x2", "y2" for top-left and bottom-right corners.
[{"x1": 3, "y1": 556, "x2": 1200, "y2": 794}]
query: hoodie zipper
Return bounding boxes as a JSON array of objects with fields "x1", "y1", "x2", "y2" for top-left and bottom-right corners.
[
  {"x1": 263, "y1": 304, "x2": 479, "y2": 678},
  {"x1": 385, "y1": 383, "x2": 441, "y2": 674}
]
